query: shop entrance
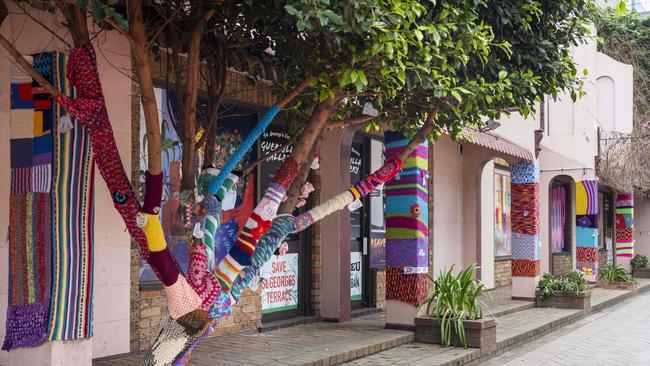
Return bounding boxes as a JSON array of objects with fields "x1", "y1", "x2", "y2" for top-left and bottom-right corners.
[{"x1": 350, "y1": 136, "x2": 374, "y2": 309}]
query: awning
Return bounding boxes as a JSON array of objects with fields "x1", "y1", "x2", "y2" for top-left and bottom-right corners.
[{"x1": 464, "y1": 132, "x2": 534, "y2": 162}]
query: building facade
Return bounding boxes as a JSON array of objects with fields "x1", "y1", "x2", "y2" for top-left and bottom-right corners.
[{"x1": 0, "y1": 5, "x2": 636, "y2": 365}]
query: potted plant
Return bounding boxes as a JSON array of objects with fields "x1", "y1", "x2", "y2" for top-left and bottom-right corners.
[
  {"x1": 415, "y1": 265, "x2": 496, "y2": 352},
  {"x1": 631, "y1": 254, "x2": 650, "y2": 278},
  {"x1": 536, "y1": 271, "x2": 591, "y2": 310},
  {"x1": 597, "y1": 264, "x2": 637, "y2": 290}
]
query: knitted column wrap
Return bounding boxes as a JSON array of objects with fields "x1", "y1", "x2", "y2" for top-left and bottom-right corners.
[
  {"x1": 214, "y1": 157, "x2": 298, "y2": 290},
  {"x1": 510, "y1": 162, "x2": 541, "y2": 277},
  {"x1": 1, "y1": 301, "x2": 49, "y2": 350},
  {"x1": 615, "y1": 193, "x2": 634, "y2": 258}
]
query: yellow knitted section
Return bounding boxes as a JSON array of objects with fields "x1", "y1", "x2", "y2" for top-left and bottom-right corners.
[{"x1": 141, "y1": 213, "x2": 167, "y2": 252}]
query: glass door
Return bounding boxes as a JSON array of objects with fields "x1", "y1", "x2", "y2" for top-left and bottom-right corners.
[{"x1": 350, "y1": 138, "x2": 371, "y2": 308}]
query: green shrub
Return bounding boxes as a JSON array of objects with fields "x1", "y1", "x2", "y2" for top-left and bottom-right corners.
[
  {"x1": 421, "y1": 264, "x2": 488, "y2": 348},
  {"x1": 598, "y1": 264, "x2": 634, "y2": 282},
  {"x1": 631, "y1": 254, "x2": 648, "y2": 269},
  {"x1": 537, "y1": 270, "x2": 588, "y2": 301}
]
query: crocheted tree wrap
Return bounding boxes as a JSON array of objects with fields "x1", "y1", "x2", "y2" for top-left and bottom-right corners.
[
  {"x1": 142, "y1": 171, "x2": 163, "y2": 214},
  {"x1": 165, "y1": 275, "x2": 203, "y2": 319},
  {"x1": 55, "y1": 43, "x2": 150, "y2": 260},
  {"x1": 200, "y1": 195, "x2": 221, "y2": 266},
  {"x1": 143, "y1": 309, "x2": 216, "y2": 366},
  {"x1": 187, "y1": 244, "x2": 222, "y2": 310},
  {"x1": 213, "y1": 157, "x2": 298, "y2": 290},
  {"x1": 229, "y1": 216, "x2": 295, "y2": 305}
]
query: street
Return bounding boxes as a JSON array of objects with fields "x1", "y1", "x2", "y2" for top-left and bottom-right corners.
[{"x1": 483, "y1": 291, "x2": 650, "y2": 366}]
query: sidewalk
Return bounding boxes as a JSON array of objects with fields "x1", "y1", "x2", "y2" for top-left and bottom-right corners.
[{"x1": 94, "y1": 278, "x2": 650, "y2": 366}]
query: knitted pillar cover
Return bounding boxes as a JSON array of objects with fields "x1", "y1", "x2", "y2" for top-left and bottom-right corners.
[
  {"x1": 575, "y1": 180, "x2": 598, "y2": 277},
  {"x1": 510, "y1": 163, "x2": 542, "y2": 277},
  {"x1": 615, "y1": 193, "x2": 634, "y2": 257}
]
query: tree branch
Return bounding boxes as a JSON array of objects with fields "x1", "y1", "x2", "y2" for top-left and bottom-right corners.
[
  {"x1": 0, "y1": 34, "x2": 58, "y2": 95},
  {"x1": 397, "y1": 107, "x2": 438, "y2": 162},
  {"x1": 276, "y1": 76, "x2": 314, "y2": 108}
]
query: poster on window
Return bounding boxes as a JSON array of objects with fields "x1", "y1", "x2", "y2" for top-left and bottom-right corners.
[
  {"x1": 494, "y1": 172, "x2": 512, "y2": 256},
  {"x1": 351, "y1": 251, "x2": 363, "y2": 301},
  {"x1": 260, "y1": 253, "x2": 299, "y2": 314}
]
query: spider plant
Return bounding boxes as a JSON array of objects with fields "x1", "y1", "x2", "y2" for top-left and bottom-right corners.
[
  {"x1": 421, "y1": 264, "x2": 488, "y2": 348},
  {"x1": 598, "y1": 264, "x2": 634, "y2": 282}
]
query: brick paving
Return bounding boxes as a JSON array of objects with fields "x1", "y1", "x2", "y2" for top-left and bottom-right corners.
[{"x1": 94, "y1": 279, "x2": 650, "y2": 366}]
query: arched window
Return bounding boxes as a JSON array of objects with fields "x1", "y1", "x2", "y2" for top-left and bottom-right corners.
[{"x1": 494, "y1": 159, "x2": 511, "y2": 257}]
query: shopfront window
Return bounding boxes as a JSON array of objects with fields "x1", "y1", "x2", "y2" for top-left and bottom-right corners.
[
  {"x1": 494, "y1": 166, "x2": 512, "y2": 257},
  {"x1": 551, "y1": 181, "x2": 571, "y2": 253}
]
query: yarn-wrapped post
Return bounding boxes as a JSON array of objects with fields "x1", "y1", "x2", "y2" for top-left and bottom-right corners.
[{"x1": 575, "y1": 180, "x2": 599, "y2": 280}]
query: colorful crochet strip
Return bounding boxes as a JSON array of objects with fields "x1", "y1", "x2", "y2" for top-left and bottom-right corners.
[
  {"x1": 54, "y1": 43, "x2": 150, "y2": 260},
  {"x1": 384, "y1": 131, "x2": 429, "y2": 306},
  {"x1": 509, "y1": 162, "x2": 540, "y2": 277},
  {"x1": 3, "y1": 51, "x2": 95, "y2": 350},
  {"x1": 207, "y1": 104, "x2": 281, "y2": 195},
  {"x1": 575, "y1": 180, "x2": 599, "y2": 277},
  {"x1": 214, "y1": 157, "x2": 298, "y2": 290},
  {"x1": 616, "y1": 193, "x2": 634, "y2": 257}
]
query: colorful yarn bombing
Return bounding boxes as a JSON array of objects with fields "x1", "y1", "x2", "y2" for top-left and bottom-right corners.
[
  {"x1": 206, "y1": 104, "x2": 281, "y2": 195},
  {"x1": 576, "y1": 180, "x2": 598, "y2": 215},
  {"x1": 54, "y1": 43, "x2": 150, "y2": 261},
  {"x1": 575, "y1": 180, "x2": 599, "y2": 277},
  {"x1": 214, "y1": 156, "x2": 299, "y2": 291},
  {"x1": 3, "y1": 51, "x2": 95, "y2": 350},
  {"x1": 509, "y1": 162, "x2": 540, "y2": 277},
  {"x1": 384, "y1": 131, "x2": 428, "y2": 306},
  {"x1": 615, "y1": 193, "x2": 634, "y2": 258}
]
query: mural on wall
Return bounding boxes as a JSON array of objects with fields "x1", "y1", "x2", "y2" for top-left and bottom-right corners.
[
  {"x1": 575, "y1": 180, "x2": 599, "y2": 278},
  {"x1": 510, "y1": 162, "x2": 541, "y2": 277},
  {"x1": 3, "y1": 52, "x2": 95, "y2": 350},
  {"x1": 494, "y1": 171, "x2": 512, "y2": 257},
  {"x1": 384, "y1": 131, "x2": 429, "y2": 306},
  {"x1": 138, "y1": 88, "x2": 257, "y2": 284},
  {"x1": 615, "y1": 193, "x2": 634, "y2": 258},
  {"x1": 550, "y1": 184, "x2": 568, "y2": 253}
]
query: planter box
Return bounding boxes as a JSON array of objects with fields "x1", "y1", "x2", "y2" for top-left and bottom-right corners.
[
  {"x1": 633, "y1": 268, "x2": 650, "y2": 278},
  {"x1": 535, "y1": 290, "x2": 591, "y2": 311},
  {"x1": 415, "y1": 316, "x2": 496, "y2": 352},
  {"x1": 596, "y1": 280, "x2": 637, "y2": 290}
]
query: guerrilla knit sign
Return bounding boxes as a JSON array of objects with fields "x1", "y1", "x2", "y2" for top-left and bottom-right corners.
[
  {"x1": 575, "y1": 180, "x2": 599, "y2": 277},
  {"x1": 3, "y1": 52, "x2": 95, "y2": 350},
  {"x1": 510, "y1": 163, "x2": 541, "y2": 277},
  {"x1": 384, "y1": 131, "x2": 429, "y2": 306},
  {"x1": 615, "y1": 193, "x2": 634, "y2": 257}
]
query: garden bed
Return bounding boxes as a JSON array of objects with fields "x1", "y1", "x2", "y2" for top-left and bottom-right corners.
[
  {"x1": 535, "y1": 290, "x2": 591, "y2": 311},
  {"x1": 597, "y1": 280, "x2": 637, "y2": 290},
  {"x1": 633, "y1": 268, "x2": 650, "y2": 278},
  {"x1": 415, "y1": 316, "x2": 496, "y2": 353}
]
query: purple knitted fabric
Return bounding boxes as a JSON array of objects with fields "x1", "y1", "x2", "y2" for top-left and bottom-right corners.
[{"x1": 2, "y1": 301, "x2": 49, "y2": 350}]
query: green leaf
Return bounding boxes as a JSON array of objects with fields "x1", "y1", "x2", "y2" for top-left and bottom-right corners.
[
  {"x1": 319, "y1": 89, "x2": 331, "y2": 102},
  {"x1": 285, "y1": 5, "x2": 299, "y2": 16},
  {"x1": 91, "y1": 0, "x2": 106, "y2": 21},
  {"x1": 498, "y1": 70, "x2": 507, "y2": 80},
  {"x1": 616, "y1": 1, "x2": 626, "y2": 13}
]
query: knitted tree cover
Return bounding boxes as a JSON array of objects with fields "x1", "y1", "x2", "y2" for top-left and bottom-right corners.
[{"x1": 54, "y1": 43, "x2": 149, "y2": 260}]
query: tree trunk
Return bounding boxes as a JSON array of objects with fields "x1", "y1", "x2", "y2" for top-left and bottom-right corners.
[
  {"x1": 203, "y1": 42, "x2": 227, "y2": 167},
  {"x1": 281, "y1": 136, "x2": 322, "y2": 213},
  {"x1": 278, "y1": 98, "x2": 337, "y2": 214},
  {"x1": 128, "y1": 0, "x2": 162, "y2": 175}
]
